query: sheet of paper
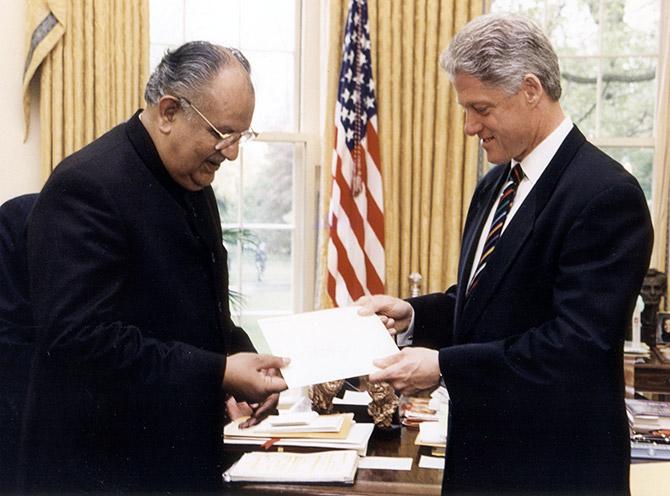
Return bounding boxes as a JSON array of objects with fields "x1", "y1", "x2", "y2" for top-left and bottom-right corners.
[
  {"x1": 418, "y1": 455, "x2": 444, "y2": 470},
  {"x1": 259, "y1": 307, "x2": 399, "y2": 389},
  {"x1": 333, "y1": 390, "x2": 372, "y2": 405},
  {"x1": 358, "y1": 456, "x2": 412, "y2": 471},
  {"x1": 630, "y1": 462, "x2": 670, "y2": 496}
]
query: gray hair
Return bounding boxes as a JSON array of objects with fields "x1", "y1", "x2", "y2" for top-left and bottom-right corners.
[
  {"x1": 144, "y1": 41, "x2": 253, "y2": 105},
  {"x1": 440, "y1": 13, "x2": 562, "y2": 101}
]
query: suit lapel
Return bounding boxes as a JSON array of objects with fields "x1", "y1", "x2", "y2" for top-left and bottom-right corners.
[
  {"x1": 456, "y1": 126, "x2": 587, "y2": 339},
  {"x1": 453, "y1": 165, "x2": 509, "y2": 329}
]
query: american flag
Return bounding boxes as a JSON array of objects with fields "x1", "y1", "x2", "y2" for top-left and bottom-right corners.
[{"x1": 327, "y1": 0, "x2": 385, "y2": 307}]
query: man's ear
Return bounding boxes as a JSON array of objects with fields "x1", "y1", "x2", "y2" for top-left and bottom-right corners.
[
  {"x1": 521, "y1": 74, "x2": 543, "y2": 107},
  {"x1": 157, "y1": 96, "x2": 180, "y2": 134}
]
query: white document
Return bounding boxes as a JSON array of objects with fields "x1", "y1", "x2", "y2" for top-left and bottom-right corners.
[
  {"x1": 259, "y1": 307, "x2": 400, "y2": 389},
  {"x1": 418, "y1": 455, "x2": 444, "y2": 470},
  {"x1": 333, "y1": 390, "x2": 372, "y2": 405},
  {"x1": 358, "y1": 456, "x2": 413, "y2": 471}
]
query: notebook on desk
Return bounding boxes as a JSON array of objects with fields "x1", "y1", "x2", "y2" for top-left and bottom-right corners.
[{"x1": 223, "y1": 449, "x2": 359, "y2": 484}]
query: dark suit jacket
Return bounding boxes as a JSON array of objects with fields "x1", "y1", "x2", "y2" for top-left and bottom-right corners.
[
  {"x1": 20, "y1": 112, "x2": 254, "y2": 492},
  {"x1": 0, "y1": 194, "x2": 38, "y2": 492},
  {"x1": 410, "y1": 127, "x2": 653, "y2": 494}
]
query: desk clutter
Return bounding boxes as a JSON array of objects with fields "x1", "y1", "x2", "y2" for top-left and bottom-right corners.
[
  {"x1": 401, "y1": 386, "x2": 449, "y2": 457},
  {"x1": 223, "y1": 385, "x2": 451, "y2": 485},
  {"x1": 626, "y1": 398, "x2": 670, "y2": 460}
]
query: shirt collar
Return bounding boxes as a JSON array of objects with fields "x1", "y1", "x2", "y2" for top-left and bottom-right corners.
[{"x1": 512, "y1": 116, "x2": 573, "y2": 185}]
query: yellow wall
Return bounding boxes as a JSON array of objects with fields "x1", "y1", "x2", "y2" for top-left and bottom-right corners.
[{"x1": 0, "y1": 2, "x2": 42, "y2": 204}]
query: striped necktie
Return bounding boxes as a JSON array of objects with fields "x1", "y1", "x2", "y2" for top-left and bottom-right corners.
[{"x1": 467, "y1": 163, "x2": 524, "y2": 297}]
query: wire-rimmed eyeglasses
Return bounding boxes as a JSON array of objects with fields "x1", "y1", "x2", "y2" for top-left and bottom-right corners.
[{"x1": 176, "y1": 96, "x2": 258, "y2": 147}]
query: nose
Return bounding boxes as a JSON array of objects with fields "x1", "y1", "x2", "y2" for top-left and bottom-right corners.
[
  {"x1": 463, "y1": 109, "x2": 482, "y2": 136},
  {"x1": 220, "y1": 141, "x2": 241, "y2": 162}
]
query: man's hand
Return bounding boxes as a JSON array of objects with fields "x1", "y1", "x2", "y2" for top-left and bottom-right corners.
[
  {"x1": 222, "y1": 353, "x2": 289, "y2": 403},
  {"x1": 226, "y1": 393, "x2": 280, "y2": 429},
  {"x1": 368, "y1": 347, "x2": 440, "y2": 395},
  {"x1": 355, "y1": 294, "x2": 413, "y2": 336}
]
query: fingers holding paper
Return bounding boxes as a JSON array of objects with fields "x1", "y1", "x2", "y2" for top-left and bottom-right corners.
[
  {"x1": 223, "y1": 353, "x2": 289, "y2": 403},
  {"x1": 369, "y1": 347, "x2": 440, "y2": 395},
  {"x1": 355, "y1": 294, "x2": 413, "y2": 336}
]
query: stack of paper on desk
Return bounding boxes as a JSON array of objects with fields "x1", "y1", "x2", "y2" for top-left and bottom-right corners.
[
  {"x1": 415, "y1": 421, "x2": 447, "y2": 449},
  {"x1": 263, "y1": 412, "x2": 346, "y2": 434},
  {"x1": 224, "y1": 415, "x2": 374, "y2": 456},
  {"x1": 223, "y1": 449, "x2": 359, "y2": 484},
  {"x1": 226, "y1": 413, "x2": 353, "y2": 439}
]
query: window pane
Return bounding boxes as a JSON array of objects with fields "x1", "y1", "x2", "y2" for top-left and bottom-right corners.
[
  {"x1": 601, "y1": 147, "x2": 654, "y2": 204},
  {"x1": 242, "y1": 142, "x2": 294, "y2": 224},
  {"x1": 548, "y1": 0, "x2": 598, "y2": 56},
  {"x1": 599, "y1": 57, "x2": 656, "y2": 139},
  {"x1": 183, "y1": 0, "x2": 241, "y2": 47},
  {"x1": 212, "y1": 158, "x2": 241, "y2": 224},
  {"x1": 149, "y1": 0, "x2": 184, "y2": 45},
  {"x1": 246, "y1": 51, "x2": 297, "y2": 131},
  {"x1": 222, "y1": 233, "x2": 241, "y2": 287},
  {"x1": 239, "y1": 229, "x2": 293, "y2": 312},
  {"x1": 560, "y1": 58, "x2": 597, "y2": 137},
  {"x1": 602, "y1": 0, "x2": 660, "y2": 56},
  {"x1": 490, "y1": 0, "x2": 545, "y2": 18},
  {"x1": 240, "y1": 0, "x2": 296, "y2": 52}
]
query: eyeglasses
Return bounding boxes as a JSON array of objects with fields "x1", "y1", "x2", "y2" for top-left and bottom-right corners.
[{"x1": 176, "y1": 96, "x2": 258, "y2": 147}]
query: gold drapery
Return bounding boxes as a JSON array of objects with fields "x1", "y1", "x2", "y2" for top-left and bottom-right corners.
[
  {"x1": 23, "y1": 0, "x2": 149, "y2": 179},
  {"x1": 651, "y1": 0, "x2": 670, "y2": 311},
  {"x1": 318, "y1": 0, "x2": 484, "y2": 307}
]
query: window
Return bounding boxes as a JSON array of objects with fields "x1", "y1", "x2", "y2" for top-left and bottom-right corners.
[
  {"x1": 149, "y1": 0, "x2": 321, "y2": 349},
  {"x1": 490, "y1": 0, "x2": 660, "y2": 202}
]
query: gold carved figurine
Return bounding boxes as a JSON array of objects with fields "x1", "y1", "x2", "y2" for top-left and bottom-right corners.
[
  {"x1": 309, "y1": 380, "x2": 344, "y2": 414},
  {"x1": 360, "y1": 376, "x2": 399, "y2": 429}
]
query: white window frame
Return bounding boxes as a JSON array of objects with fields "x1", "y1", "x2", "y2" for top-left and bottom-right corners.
[{"x1": 221, "y1": 0, "x2": 322, "y2": 319}]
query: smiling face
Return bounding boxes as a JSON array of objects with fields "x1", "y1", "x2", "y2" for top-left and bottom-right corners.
[
  {"x1": 453, "y1": 73, "x2": 542, "y2": 165},
  {"x1": 157, "y1": 67, "x2": 255, "y2": 191}
]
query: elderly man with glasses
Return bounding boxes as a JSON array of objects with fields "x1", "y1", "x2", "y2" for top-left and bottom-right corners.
[{"x1": 20, "y1": 41, "x2": 287, "y2": 493}]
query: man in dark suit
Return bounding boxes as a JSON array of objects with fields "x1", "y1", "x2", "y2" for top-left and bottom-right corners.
[
  {"x1": 21, "y1": 42, "x2": 288, "y2": 492},
  {"x1": 0, "y1": 194, "x2": 37, "y2": 492},
  {"x1": 359, "y1": 13, "x2": 653, "y2": 495}
]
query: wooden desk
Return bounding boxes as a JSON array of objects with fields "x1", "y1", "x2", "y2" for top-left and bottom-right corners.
[
  {"x1": 635, "y1": 346, "x2": 670, "y2": 396},
  {"x1": 224, "y1": 427, "x2": 442, "y2": 495}
]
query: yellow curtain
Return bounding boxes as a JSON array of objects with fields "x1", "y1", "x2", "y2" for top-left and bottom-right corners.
[
  {"x1": 23, "y1": 0, "x2": 149, "y2": 180},
  {"x1": 318, "y1": 0, "x2": 483, "y2": 307},
  {"x1": 651, "y1": 0, "x2": 670, "y2": 311}
]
